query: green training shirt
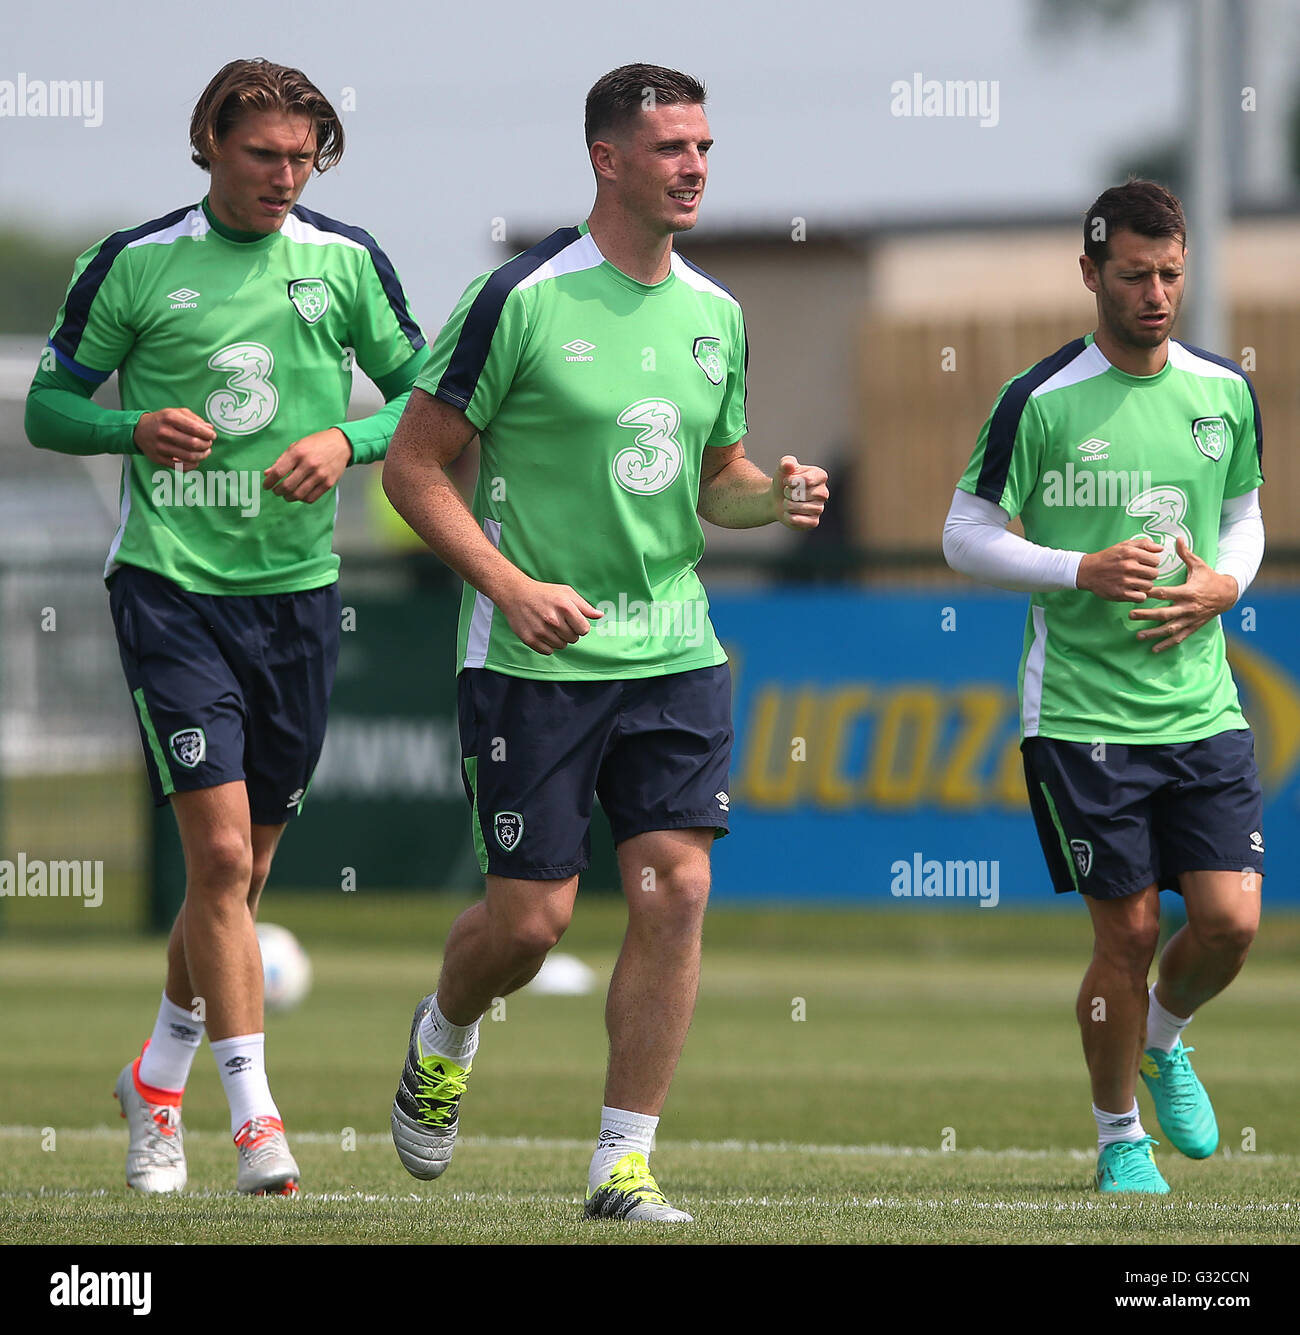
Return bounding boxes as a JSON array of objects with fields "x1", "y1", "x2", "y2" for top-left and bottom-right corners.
[
  {"x1": 959, "y1": 333, "x2": 1264, "y2": 743},
  {"x1": 37, "y1": 199, "x2": 426, "y2": 594},
  {"x1": 417, "y1": 221, "x2": 748, "y2": 680}
]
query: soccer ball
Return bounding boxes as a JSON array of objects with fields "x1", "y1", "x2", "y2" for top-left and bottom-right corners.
[{"x1": 256, "y1": 923, "x2": 312, "y2": 1013}]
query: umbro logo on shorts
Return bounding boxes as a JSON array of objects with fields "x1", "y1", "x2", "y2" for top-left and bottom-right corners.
[
  {"x1": 715, "y1": 791, "x2": 730, "y2": 811},
  {"x1": 169, "y1": 728, "x2": 206, "y2": 769},
  {"x1": 286, "y1": 788, "x2": 305, "y2": 807},
  {"x1": 1250, "y1": 830, "x2": 1264, "y2": 853},
  {"x1": 494, "y1": 811, "x2": 524, "y2": 852}
]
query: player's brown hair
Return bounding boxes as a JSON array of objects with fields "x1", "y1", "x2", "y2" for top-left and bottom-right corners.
[
  {"x1": 584, "y1": 63, "x2": 707, "y2": 147},
  {"x1": 189, "y1": 58, "x2": 344, "y2": 172},
  {"x1": 1084, "y1": 179, "x2": 1186, "y2": 264}
]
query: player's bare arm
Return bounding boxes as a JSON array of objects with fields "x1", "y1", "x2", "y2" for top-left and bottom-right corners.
[
  {"x1": 1130, "y1": 537, "x2": 1239, "y2": 653},
  {"x1": 697, "y1": 441, "x2": 829, "y2": 529},
  {"x1": 263, "y1": 426, "x2": 353, "y2": 504},
  {"x1": 1076, "y1": 537, "x2": 1162, "y2": 602},
  {"x1": 133, "y1": 408, "x2": 216, "y2": 470},
  {"x1": 384, "y1": 388, "x2": 601, "y2": 654}
]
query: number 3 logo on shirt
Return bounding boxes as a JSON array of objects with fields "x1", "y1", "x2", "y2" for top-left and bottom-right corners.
[
  {"x1": 1126, "y1": 484, "x2": 1193, "y2": 579},
  {"x1": 206, "y1": 341, "x2": 279, "y2": 435},
  {"x1": 612, "y1": 398, "x2": 684, "y2": 496}
]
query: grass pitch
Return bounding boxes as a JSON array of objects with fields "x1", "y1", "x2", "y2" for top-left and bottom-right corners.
[{"x1": 1, "y1": 900, "x2": 1297, "y2": 1247}]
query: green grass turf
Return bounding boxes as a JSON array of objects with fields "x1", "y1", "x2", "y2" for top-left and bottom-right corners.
[{"x1": 1, "y1": 901, "x2": 1297, "y2": 1245}]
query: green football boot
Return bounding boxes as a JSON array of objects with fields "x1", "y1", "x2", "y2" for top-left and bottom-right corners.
[
  {"x1": 1140, "y1": 1041, "x2": 1219, "y2": 1159},
  {"x1": 1096, "y1": 1135, "x2": 1170, "y2": 1193}
]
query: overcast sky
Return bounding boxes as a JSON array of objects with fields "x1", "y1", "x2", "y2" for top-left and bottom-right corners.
[{"x1": 3, "y1": 0, "x2": 1298, "y2": 325}]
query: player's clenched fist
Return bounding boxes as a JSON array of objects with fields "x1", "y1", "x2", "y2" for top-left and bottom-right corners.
[
  {"x1": 265, "y1": 426, "x2": 354, "y2": 504},
  {"x1": 133, "y1": 407, "x2": 215, "y2": 470},
  {"x1": 1076, "y1": 537, "x2": 1163, "y2": 602},
  {"x1": 773, "y1": 455, "x2": 829, "y2": 530},
  {"x1": 499, "y1": 577, "x2": 604, "y2": 655}
]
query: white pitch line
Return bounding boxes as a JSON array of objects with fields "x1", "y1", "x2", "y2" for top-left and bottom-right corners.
[
  {"x1": 1, "y1": 1125, "x2": 1296, "y2": 1164},
  {"x1": 0, "y1": 1187, "x2": 1295, "y2": 1212}
]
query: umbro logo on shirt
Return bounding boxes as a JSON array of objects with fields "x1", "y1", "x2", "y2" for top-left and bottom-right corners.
[
  {"x1": 167, "y1": 288, "x2": 199, "y2": 309},
  {"x1": 1076, "y1": 438, "x2": 1110, "y2": 461},
  {"x1": 562, "y1": 339, "x2": 595, "y2": 362}
]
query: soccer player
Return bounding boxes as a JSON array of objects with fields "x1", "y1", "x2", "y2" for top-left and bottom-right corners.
[
  {"x1": 25, "y1": 59, "x2": 428, "y2": 1194},
  {"x1": 943, "y1": 180, "x2": 1264, "y2": 1193},
  {"x1": 382, "y1": 63, "x2": 828, "y2": 1221}
]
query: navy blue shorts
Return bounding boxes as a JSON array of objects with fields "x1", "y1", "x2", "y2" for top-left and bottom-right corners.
[
  {"x1": 458, "y1": 664, "x2": 733, "y2": 879},
  {"x1": 1022, "y1": 731, "x2": 1264, "y2": 900},
  {"x1": 108, "y1": 564, "x2": 340, "y2": 825}
]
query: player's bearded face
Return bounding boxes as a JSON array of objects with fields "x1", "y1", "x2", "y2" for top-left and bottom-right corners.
[
  {"x1": 1095, "y1": 232, "x2": 1186, "y2": 352},
  {"x1": 615, "y1": 103, "x2": 711, "y2": 236},
  {"x1": 207, "y1": 110, "x2": 318, "y2": 235}
]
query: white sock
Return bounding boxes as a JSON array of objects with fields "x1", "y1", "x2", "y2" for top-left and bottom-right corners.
[
  {"x1": 589, "y1": 1106, "x2": 658, "y2": 1192},
  {"x1": 138, "y1": 992, "x2": 205, "y2": 1094},
  {"x1": 1094, "y1": 1101, "x2": 1146, "y2": 1148},
  {"x1": 1146, "y1": 985, "x2": 1192, "y2": 1053},
  {"x1": 418, "y1": 994, "x2": 480, "y2": 1065},
  {"x1": 210, "y1": 1034, "x2": 279, "y2": 1137}
]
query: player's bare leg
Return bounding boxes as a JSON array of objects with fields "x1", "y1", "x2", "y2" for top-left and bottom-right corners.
[
  {"x1": 1136, "y1": 869, "x2": 1259, "y2": 1162},
  {"x1": 1079, "y1": 884, "x2": 1169, "y2": 1190},
  {"x1": 118, "y1": 790, "x2": 293, "y2": 1192},
  {"x1": 392, "y1": 875, "x2": 578, "y2": 1180},
  {"x1": 162, "y1": 818, "x2": 286, "y2": 1018},
  {"x1": 1078, "y1": 883, "x2": 1160, "y2": 1112},
  {"x1": 170, "y1": 783, "x2": 261, "y2": 1039},
  {"x1": 172, "y1": 786, "x2": 297, "y2": 1191},
  {"x1": 1154, "y1": 869, "x2": 1260, "y2": 1017},
  {"x1": 582, "y1": 828, "x2": 710, "y2": 1223},
  {"x1": 605, "y1": 828, "x2": 712, "y2": 1113},
  {"x1": 436, "y1": 874, "x2": 579, "y2": 1023}
]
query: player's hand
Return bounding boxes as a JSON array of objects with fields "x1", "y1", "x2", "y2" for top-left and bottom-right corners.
[
  {"x1": 1129, "y1": 537, "x2": 1238, "y2": 653},
  {"x1": 1076, "y1": 538, "x2": 1163, "y2": 602},
  {"x1": 772, "y1": 455, "x2": 829, "y2": 530},
  {"x1": 264, "y1": 427, "x2": 353, "y2": 503},
  {"x1": 133, "y1": 407, "x2": 215, "y2": 470},
  {"x1": 498, "y1": 578, "x2": 603, "y2": 655}
]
